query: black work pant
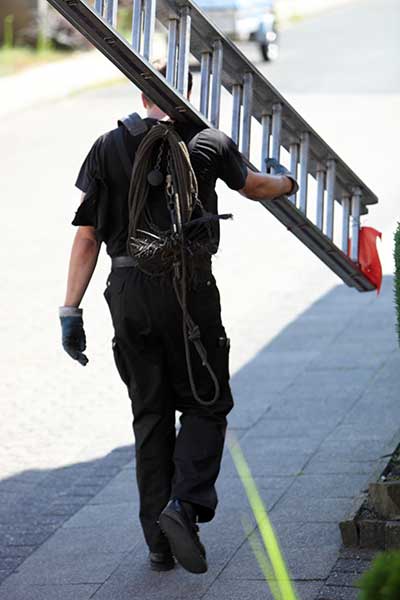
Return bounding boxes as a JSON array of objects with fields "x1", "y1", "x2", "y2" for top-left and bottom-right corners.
[{"x1": 104, "y1": 266, "x2": 234, "y2": 553}]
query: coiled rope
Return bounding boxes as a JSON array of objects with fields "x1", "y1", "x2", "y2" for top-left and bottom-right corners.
[{"x1": 127, "y1": 122, "x2": 223, "y2": 406}]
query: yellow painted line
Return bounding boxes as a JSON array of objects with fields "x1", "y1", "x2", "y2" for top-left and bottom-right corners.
[
  {"x1": 242, "y1": 516, "x2": 282, "y2": 600},
  {"x1": 229, "y1": 436, "x2": 298, "y2": 600}
]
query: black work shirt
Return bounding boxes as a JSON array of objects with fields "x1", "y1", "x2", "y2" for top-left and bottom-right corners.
[{"x1": 73, "y1": 119, "x2": 248, "y2": 258}]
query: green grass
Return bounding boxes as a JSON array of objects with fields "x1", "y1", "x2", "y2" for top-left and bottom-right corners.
[
  {"x1": 395, "y1": 223, "x2": 400, "y2": 347},
  {"x1": 0, "y1": 46, "x2": 75, "y2": 77}
]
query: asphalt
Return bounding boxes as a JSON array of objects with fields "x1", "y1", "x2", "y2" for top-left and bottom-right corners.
[{"x1": 0, "y1": 0, "x2": 399, "y2": 598}]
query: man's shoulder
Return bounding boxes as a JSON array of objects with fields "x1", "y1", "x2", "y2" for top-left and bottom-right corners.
[
  {"x1": 91, "y1": 125, "x2": 128, "y2": 158},
  {"x1": 196, "y1": 127, "x2": 227, "y2": 141},
  {"x1": 189, "y1": 127, "x2": 233, "y2": 152},
  {"x1": 86, "y1": 129, "x2": 116, "y2": 153},
  {"x1": 98, "y1": 126, "x2": 120, "y2": 145}
]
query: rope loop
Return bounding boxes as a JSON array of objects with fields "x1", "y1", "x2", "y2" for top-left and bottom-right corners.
[{"x1": 126, "y1": 120, "x2": 222, "y2": 407}]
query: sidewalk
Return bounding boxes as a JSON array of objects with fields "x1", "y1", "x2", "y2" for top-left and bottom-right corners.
[{"x1": 0, "y1": 274, "x2": 397, "y2": 600}]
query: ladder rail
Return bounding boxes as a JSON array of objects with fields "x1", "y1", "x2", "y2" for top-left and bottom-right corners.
[{"x1": 46, "y1": 0, "x2": 376, "y2": 292}]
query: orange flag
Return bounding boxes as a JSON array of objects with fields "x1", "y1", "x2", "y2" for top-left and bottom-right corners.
[{"x1": 356, "y1": 227, "x2": 383, "y2": 293}]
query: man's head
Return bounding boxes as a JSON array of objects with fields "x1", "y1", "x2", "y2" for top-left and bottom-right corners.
[{"x1": 141, "y1": 59, "x2": 193, "y2": 119}]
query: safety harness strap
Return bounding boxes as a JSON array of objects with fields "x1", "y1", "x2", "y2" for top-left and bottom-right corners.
[
  {"x1": 118, "y1": 112, "x2": 149, "y2": 137},
  {"x1": 114, "y1": 113, "x2": 152, "y2": 179}
]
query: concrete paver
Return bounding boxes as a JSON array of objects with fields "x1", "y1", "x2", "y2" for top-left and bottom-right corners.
[{"x1": 0, "y1": 582, "x2": 101, "y2": 600}]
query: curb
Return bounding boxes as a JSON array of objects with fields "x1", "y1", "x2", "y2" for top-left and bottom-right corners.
[{"x1": 339, "y1": 427, "x2": 400, "y2": 550}]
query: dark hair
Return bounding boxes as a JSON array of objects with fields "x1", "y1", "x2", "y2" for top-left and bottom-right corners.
[{"x1": 145, "y1": 59, "x2": 193, "y2": 104}]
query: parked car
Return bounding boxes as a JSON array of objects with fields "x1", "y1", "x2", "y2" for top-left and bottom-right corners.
[{"x1": 195, "y1": 0, "x2": 279, "y2": 61}]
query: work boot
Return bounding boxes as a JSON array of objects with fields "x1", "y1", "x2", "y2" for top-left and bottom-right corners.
[
  {"x1": 159, "y1": 499, "x2": 207, "y2": 574},
  {"x1": 149, "y1": 550, "x2": 175, "y2": 572}
]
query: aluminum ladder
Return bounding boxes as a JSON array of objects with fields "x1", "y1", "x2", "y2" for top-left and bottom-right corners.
[{"x1": 47, "y1": 0, "x2": 378, "y2": 292}]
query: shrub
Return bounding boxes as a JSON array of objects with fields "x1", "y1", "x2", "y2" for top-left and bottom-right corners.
[
  {"x1": 395, "y1": 223, "x2": 400, "y2": 347},
  {"x1": 357, "y1": 551, "x2": 400, "y2": 599}
]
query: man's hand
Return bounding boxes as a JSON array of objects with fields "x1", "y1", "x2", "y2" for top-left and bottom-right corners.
[
  {"x1": 264, "y1": 158, "x2": 299, "y2": 196},
  {"x1": 59, "y1": 307, "x2": 88, "y2": 366}
]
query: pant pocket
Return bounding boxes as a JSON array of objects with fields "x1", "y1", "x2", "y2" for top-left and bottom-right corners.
[
  {"x1": 104, "y1": 271, "x2": 127, "y2": 324},
  {"x1": 112, "y1": 337, "x2": 130, "y2": 386}
]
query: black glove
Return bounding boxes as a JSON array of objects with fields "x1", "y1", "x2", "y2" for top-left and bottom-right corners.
[
  {"x1": 265, "y1": 158, "x2": 299, "y2": 196},
  {"x1": 59, "y1": 307, "x2": 88, "y2": 366}
]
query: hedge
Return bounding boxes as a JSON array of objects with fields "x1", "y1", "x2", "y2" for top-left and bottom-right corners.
[
  {"x1": 357, "y1": 551, "x2": 400, "y2": 599},
  {"x1": 395, "y1": 222, "x2": 400, "y2": 347}
]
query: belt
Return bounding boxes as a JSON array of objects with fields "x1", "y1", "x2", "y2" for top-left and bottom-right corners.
[
  {"x1": 111, "y1": 255, "x2": 212, "y2": 273},
  {"x1": 111, "y1": 256, "x2": 139, "y2": 269}
]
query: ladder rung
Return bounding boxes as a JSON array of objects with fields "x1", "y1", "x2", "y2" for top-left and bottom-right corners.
[
  {"x1": 199, "y1": 52, "x2": 211, "y2": 118},
  {"x1": 166, "y1": 18, "x2": 178, "y2": 86},
  {"x1": 106, "y1": 0, "x2": 118, "y2": 27},
  {"x1": 316, "y1": 164, "x2": 325, "y2": 230},
  {"x1": 326, "y1": 159, "x2": 336, "y2": 240},
  {"x1": 289, "y1": 142, "x2": 299, "y2": 205},
  {"x1": 351, "y1": 189, "x2": 362, "y2": 262},
  {"x1": 241, "y1": 73, "x2": 253, "y2": 159},
  {"x1": 299, "y1": 132, "x2": 309, "y2": 214},
  {"x1": 95, "y1": 0, "x2": 104, "y2": 16},
  {"x1": 210, "y1": 40, "x2": 223, "y2": 128},
  {"x1": 271, "y1": 103, "x2": 282, "y2": 163},
  {"x1": 341, "y1": 194, "x2": 350, "y2": 254},
  {"x1": 177, "y1": 6, "x2": 191, "y2": 95},
  {"x1": 260, "y1": 113, "x2": 271, "y2": 173},
  {"x1": 131, "y1": 0, "x2": 142, "y2": 52},
  {"x1": 231, "y1": 84, "x2": 242, "y2": 146},
  {"x1": 143, "y1": 0, "x2": 156, "y2": 60}
]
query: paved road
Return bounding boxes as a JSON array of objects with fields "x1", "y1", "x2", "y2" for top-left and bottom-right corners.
[
  {"x1": 265, "y1": 0, "x2": 400, "y2": 94},
  {"x1": 0, "y1": 0, "x2": 399, "y2": 597}
]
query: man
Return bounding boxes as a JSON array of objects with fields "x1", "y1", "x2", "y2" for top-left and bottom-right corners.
[{"x1": 60, "y1": 63, "x2": 297, "y2": 574}]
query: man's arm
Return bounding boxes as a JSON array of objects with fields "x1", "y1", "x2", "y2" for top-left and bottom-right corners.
[
  {"x1": 64, "y1": 223, "x2": 101, "y2": 307},
  {"x1": 239, "y1": 168, "x2": 293, "y2": 201},
  {"x1": 59, "y1": 212, "x2": 100, "y2": 367}
]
